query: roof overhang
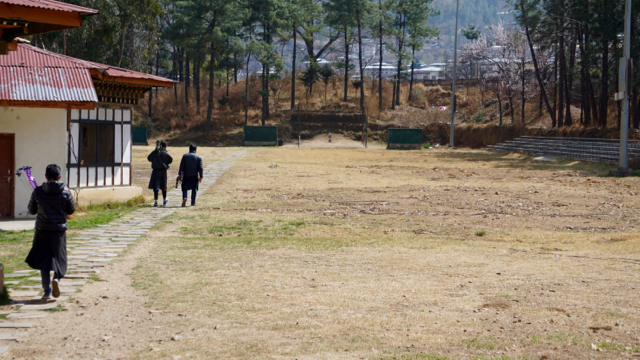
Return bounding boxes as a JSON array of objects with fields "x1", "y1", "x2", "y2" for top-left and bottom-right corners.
[
  {"x1": 0, "y1": 0, "x2": 98, "y2": 54},
  {"x1": 0, "y1": 100, "x2": 94, "y2": 109},
  {"x1": 89, "y1": 68, "x2": 175, "y2": 88}
]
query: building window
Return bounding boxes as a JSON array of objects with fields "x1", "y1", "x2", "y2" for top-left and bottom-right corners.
[{"x1": 80, "y1": 123, "x2": 115, "y2": 165}]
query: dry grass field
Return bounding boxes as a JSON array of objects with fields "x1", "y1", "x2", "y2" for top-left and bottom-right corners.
[{"x1": 128, "y1": 142, "x2": 640, "y2": 359}]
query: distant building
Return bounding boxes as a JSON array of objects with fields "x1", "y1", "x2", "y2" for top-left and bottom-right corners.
[
  {"x1": 363, "y1": 62, "x2": 396, "y2": 79},
  {"x1": 401, "y1": 63, "x2": 446, "y2": 81}
]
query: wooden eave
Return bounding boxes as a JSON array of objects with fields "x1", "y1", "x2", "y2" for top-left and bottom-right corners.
[
  {"x1": 90, "y1": 69, "x2": 175, "y2": 88},
  {"x1": 0, "y1": 3, "x2": 84, "y2": 31},
  {"x1": 0, "y1": 100, "x2": 94, "y2": 109}
]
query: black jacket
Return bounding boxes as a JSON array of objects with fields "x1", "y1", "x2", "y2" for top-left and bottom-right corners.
[
  {"x1": 179, "y1": 151, "x2": 204, "y2": 179},
  {"x1": 28, "y1": 181, "x2": 75, "y2": 231},
  {"x1": 148, "y1": 148, "x2": 173, "y2": 171}
]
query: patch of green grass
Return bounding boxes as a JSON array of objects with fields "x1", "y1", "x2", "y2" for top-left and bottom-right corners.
[
  {"x1": 68, "y1": 195, "x2": 145, "y2": 230},
  {"x1": 530, "y1": 334, "x2": 541, "y2": 344},
  {"x1": 595, "y1": 341, "x2": 639, "y2": 352},
  {"x1": 46, "y1": 304, "x2": 68, "y2": 312},
  {"x1": 0, "y1": 230, "x2": 33, "y2": 274},
  {"x1": 547, "y1": 332, "x2": 580, "y2": 345},
  {"x1": 181, "y1": 216, "x2": 308, "y2": 239},
  {"x1": 460, "y1": 336, "x2": 497, "y2": 350},
  {"x1": 474, "y1": 230, "x2": 486, "y2": 237}
]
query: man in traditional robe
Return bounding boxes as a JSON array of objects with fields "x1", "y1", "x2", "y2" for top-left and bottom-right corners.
[
  {"x1": 26, "y1": 164, "x2": 75, "y2": 299},
  {"x1": 177, "y1": 144, "x2": 204, "y2": 207},
  {"x1": 148, "y1": 140, "x2": 173, "y2": 206}
]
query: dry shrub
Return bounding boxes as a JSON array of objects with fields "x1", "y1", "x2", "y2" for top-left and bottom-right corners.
[
  {"x1": 409, "y1": 83, "x2": 427, "y2": 107},
  {"x1": 424, "y1": 86, "x2": 452, "y2": 107}
]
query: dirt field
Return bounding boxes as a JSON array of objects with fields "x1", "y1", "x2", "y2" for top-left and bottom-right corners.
[{"x1": 6, "y1": 142, "x2": 640, "y2": 359}]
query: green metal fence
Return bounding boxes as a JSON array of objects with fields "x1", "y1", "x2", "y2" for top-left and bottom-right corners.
[
  {"x1": 387, "y1": 128, "x2": 423, "y2": 149},
  {"x1": 243, "y1": 126, "x2": 278, "y2": 146},
  {"x1": 132, "y1": 126, "x2": 148, "y2": 145}
]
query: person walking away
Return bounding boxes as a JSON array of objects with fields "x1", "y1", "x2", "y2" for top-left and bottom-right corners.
[
  {"x1": 148, "y1": 140, "x2": 173, "y2": 206},
  {"x1": 25, "y1": 164, "x2": 75, "y2": 299},
  {"x1": 178, "y1": 144, "x2": 203, "y2": 207}
]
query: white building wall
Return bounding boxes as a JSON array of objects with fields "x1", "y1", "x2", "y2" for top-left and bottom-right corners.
[{"x1": 0, "y1": 106, "x2": 67, "y2": 218}]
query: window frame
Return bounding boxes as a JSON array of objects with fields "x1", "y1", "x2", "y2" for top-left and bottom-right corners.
[{"x1": 70, "y1": 108, "x2": 131, "y2": 168}]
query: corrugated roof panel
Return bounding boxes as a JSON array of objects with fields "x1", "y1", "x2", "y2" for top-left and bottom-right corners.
[
  {"x1": 0, "y1": 44, "x2": 172, "y2": 104},
  {"x1": 0, "y1": 43, "x2": 88, "y2": 68},
  {"x1": 0, "y1": 0, "x2": 98, "y2": 14},
  {"x1": 0, "y1": 66, "x2": 97, "y2": 102}
]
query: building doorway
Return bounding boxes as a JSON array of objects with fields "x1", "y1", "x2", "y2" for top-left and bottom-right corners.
[{"x1": 0, "y1": 134, "x2": 15, "y2": 218}]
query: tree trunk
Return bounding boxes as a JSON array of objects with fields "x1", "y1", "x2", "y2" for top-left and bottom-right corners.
[
  {"x1": 394, "y1": 16, "x2": 406, "y2": 108},
  {"x1": 599, "y1": 40, "x2": 609, "y2": 127},
  {"x1": 409, "y1": 45, "x2": 415, "y2": 102},
  {"x1": 226, "y1": 38, "x2": 230, "y2": 98},
  {"x1": 497, "y1": 92, "x2": 503, "y2": 126},
  {"x1": 155, "y1": 50, "x2": 159, "y2": 99},
  {"x1": 579, "y1": 27, "x2": 590, "y2": 127},
  {"x1": 344, "y1": 27, "x2": 349, "y2": 102},
  {"x1": 262, "y1": 63, "x2": 269, "y2": 125},
  {"x1": 565, "y1": 28, "x2": 576, "y2": 126},
  {"x1": 589, "y1": 74, "x2": 598, "y2": 124},
  {"x1": 521, "y1": 58, "x2": 525, "y2": 124},
  {"x1": 185, "y1": 52, "x2": 190, "y2": 106},
  {"x1": 508, "y1": 91, "x2": 515, "y2": 123},
  {"x1": 195, "y1": 60, "x2": 201, "y2": 114},
  {"x1": 178, "y1": 47, "x2": 184, "y2": 85},
  {"x1": 520, "y1": 1, "x2": 555, "y2": 126},
  {"x1": 538, "y1": 92, "x2": 543, "y2": 118},
  {"x1": 392, "y1": 77, "x2": 397, "y2": 108},
  {"x1": 378, "y1": 0, "x2": 383, "y2": 112},
  {"x1": 633, "y1": 86, "x2": 640, "y2": 129},
  {"x1": 558, "y1": 37, "x2": 565, "y2": 127},
  {"x1": 245, "y1": 28, "x2": 252, "y2": 126},
  {"x1": 234, "y1": 53, "x2": 238, "y2": 83},
  {"x1": 356, "y1": 3, "x2": 365, "y2": 110},
  {"x1": 291, "y1": 27, "x2": 297, "y2": 109},
  {"x1": 205, "y1": 43, "x2": 215, "y2": 136},
  {"x1": 173, "y1": 47, "x2": 178, "y2": 103}
]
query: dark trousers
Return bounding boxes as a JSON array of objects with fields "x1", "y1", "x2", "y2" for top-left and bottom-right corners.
[
  {"x1": 182, "y1": 189, "x2": 197, "y2": 204},
  {"x1": 153, "y1": 189, "x2": 167, "y2": 200},
  {"x1": 41, "y1": 269, "x2": 61, "y2": 294}
]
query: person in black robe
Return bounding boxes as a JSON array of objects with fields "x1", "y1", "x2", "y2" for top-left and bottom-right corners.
[
  {"x1": 25, "y1": 164, "x2": 75, "y2": 299},
  {"x1": 177, "y1": 144, "x2": 204, "y2": 207},
  {"x1": 147, "y1": 140, "x2": 173, "y2": 206}
]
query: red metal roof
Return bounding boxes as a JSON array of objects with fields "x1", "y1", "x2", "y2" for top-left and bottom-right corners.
[
  {"x1": 0, "y1": 0, "x2": 98, "y2": 14},
  {"x1": 0, "y1": 44, "x2": 96, "y2": 103},
  {"x1": 0, "y1": 44, "x2": 173, "y2": 105},
  {"x1": 0, "y1": 66, "x2": 96, "y2": 102}
]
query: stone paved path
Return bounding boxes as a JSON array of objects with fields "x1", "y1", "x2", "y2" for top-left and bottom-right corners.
[{"x1": 0, "y1": 149, "x2": 248, "y2": 357}]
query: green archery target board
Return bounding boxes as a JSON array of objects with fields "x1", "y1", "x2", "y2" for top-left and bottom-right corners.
[
  {"x1": 243, "y1": 126, "x2": 278, "y2": 146},
  {"x1": 387, "y1": 128, "x2": 422, "y2": 149}
]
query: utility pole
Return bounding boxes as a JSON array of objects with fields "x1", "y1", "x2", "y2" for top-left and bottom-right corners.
[
  {"x1": 449, "y1": 0, "x2": 460, "y2": 148},
  {"x1": 616, "y1": 0, "x2": 633, "y2": 175}
]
